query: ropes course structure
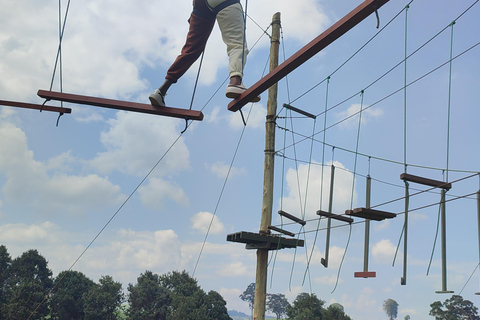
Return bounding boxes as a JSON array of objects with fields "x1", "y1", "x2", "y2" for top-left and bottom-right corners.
[{"x1": 2, "y1": 0, "x2": 480, "y2": 319}]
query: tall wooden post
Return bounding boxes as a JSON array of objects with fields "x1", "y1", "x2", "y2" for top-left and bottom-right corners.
[{"x1": 254, "y1": 12, "x2": 281, "y2": 320}]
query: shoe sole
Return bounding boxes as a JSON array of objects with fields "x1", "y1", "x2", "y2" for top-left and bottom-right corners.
[
  {"x1": 149, "y1": 96, "x2": 165, "y2": 107},
  {"x1": 226, "y1": 91, "x2": 261, "y2": 103}
]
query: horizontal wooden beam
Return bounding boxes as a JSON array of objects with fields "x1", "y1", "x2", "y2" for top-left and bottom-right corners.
[
  {"x1": 284, "y1": 104, "x2": 316, "y2": 119},
  {"x1": 401, "y1": 173, "x2": 452, "y2": 190},
  {"x1": 228, "y1": 0, "x2": 390, "y2": 112},
  {"x1": 346, "y1": 207, "x2": 396, "y2": 221},
  {"x1": 278, "y1": 210, "x2": 306, "y2": 226},
  {"x1": 354, "y1": 271, "x2": 376, "y2": 278},
  {"x1": 268, "y1": 226, "x2": 296, "y2": 237},
  {"x1": 0, "y1": 99, "x2": 72, "y2": 114},
  {"x1": 226, "y1": 231, "x2": 304, "y2": 250},
  {"x1": 38, "y1": 90, "x2": 204, "y2": 121},
  {"x1": 317, "y1": 210, "x2": 353, "y2": 223}
]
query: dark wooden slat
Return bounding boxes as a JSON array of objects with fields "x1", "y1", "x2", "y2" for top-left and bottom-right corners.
[
  {"x1": 284, "y1": 104, "x2": 316, "y2": 119},
  {"x1": 226, "y1": 231, "x2": 304, "y2": 250},
  {"x1": 317, "y1": 210, "x2": 353, "y2": 223},
  {"x1": 346, "y1": 208, "x2": 396, "y2": 221},
  {"x1": 400, "y1": 173, "x2": 452, "y2": 190},
  {"x1": 268, "y1": 226, "x2": 296, "y2": 237},
  {"x1": 354, "y1": 271, "x2": 376, "y2": 278},
  {"x1": 0, "y1": 99, "x2": 71, "y2": 114},
  {"x1": 38, "y1": 90, "x2": 204, "y2": 121},
  {"x1": 228, "y1": 0, "x2": 390, "y2": 112},
  {"x1": 278, "y1": 210, "x2": 306, "y2": 226}
]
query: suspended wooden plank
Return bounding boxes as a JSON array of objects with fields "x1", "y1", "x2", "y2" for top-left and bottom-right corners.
[
  {"x1": 37, "y1": 90, "x2": 204, "y2": 121},
  {"x1": 228, "y1": 0, "x2": 390, "y2": 112},
  {"x1": 268, "y1": 226, "x2": 296, "y2": 237},
  {"x1": 0, "y1": 99, "x2": 71, "y2": 114},
  {"x1": 317, "y1": 210, "x2": 353, "y2": 223},
  {"x1": 400, "y1": 173, "x2": 451, "y2": 190},
  {"x1": 346, "y1": 208, "x2": 396, "y2": 221},
  {"x1": 354, "y1": 271, "x2": 376, "y2": 278},
  {"x1": 284, "y1": 104, "x2": 316, "y2": 119},
  {"x1": 226, "y1": 231, "x2": 304, "y2": 250},
  {"x1": 278, "y1": 210, "x2": 306, "y2": 226}
]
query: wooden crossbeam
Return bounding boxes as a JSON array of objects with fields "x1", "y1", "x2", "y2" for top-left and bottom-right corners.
[
  {"x1": 354, "y1": 271, "x2": 377, "y2": 278},
  {"x1": 228, "y1": 0, "x2": 390, "y2": 112},
  {"x1": 0, "y1": 99, "x2": 72, "y2": 114},
  {"x1": 268, "y1": 226, "x2": 296, "y2": 237},
  {"x1": 401, "y1": 173, "x2": 452, "y2": 190},
  {"x1": 346, "y1": 208, "x2": 396, "y2": 221},
  {"x1": 226, "y1": 231, "x2": 304, "y2": 250},
  {"x1": 317, "y1": 210, "x2": 353, "y2": 223},
  {"x1": 284, "y1": 104, "x2": 316, "y2": 119},
  {"x1": 38, "y1": 90, "x2": 204, "y2": 121},
  {"x1": 278, "y1": 210, "x2": 306, "y2": 226}
]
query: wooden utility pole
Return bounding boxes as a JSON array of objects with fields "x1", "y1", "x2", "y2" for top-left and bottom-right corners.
[{"x1": 254, "y1": 12, "x2": 281, "y2": 320}]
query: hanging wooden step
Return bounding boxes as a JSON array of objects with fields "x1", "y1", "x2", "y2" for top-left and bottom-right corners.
[
  {"x1": 284, "y1": 104, "x2": 316, "y2": 119},
  {"x1": 278, "y1": 210, "x2": 306, "y2": 226},
  {"x1": 400, "y1": 173, "x2": 451, "y2": 190},
  {"x1": 268, "y1": 226, "x2": 296, "y2": 237},
  {"x1": 354, "y1": 271, "x2": 376, "y2": 278},
  {"x1": 0, "y1": 99, "x2": 71, "y2": 114},
  {"x1": 226, "y1": 231, "x2": 304, "y2": 250},
  {"x1": 346, "y1": 208, "x2": 396, "y2": 221},
  {"x1": 317, "y1": 210, "x2": 354, "y2": 223},
  {"x1": 37, "y1": 90, "x2": 204, "y2": 121}
]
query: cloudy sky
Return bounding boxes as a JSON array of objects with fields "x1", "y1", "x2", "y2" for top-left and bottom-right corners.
[{"x1": 1, "y1": 0, "x2": 480, "y2": 319}]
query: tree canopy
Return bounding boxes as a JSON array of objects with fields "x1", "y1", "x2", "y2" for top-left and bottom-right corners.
[
  {"x1": 429, "y1": 295, "x2": 480, "y2": 320},
  {"x1": 383, "y1": 298, "x2": 399, "y2": 320},
  {"x1": 267, "y1": 293, "x2": 290, "y2": 320}
]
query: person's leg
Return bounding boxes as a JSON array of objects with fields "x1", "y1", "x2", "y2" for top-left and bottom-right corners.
[
  {"x1": 216, "y1": 3, "x2": 247, "y2": 83},
  {"x1": 150, "y1": 0, "x2": 215, "y2": 106},
  {"x1": 217, "y1": 3, "x2": 260, "y2": 102}
]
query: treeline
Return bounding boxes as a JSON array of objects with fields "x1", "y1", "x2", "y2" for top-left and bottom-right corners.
[{"x1": 0, "y1": 245, "x2": 231, "y2": 320}]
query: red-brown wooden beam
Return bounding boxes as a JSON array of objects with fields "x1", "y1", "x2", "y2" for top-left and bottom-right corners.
[
  {"x1": 0, "y1": 99, "x2": 72, "y2": 114},
  {"x1": 38, "y1": 90, "x2": 204, "y2": 121},
  {"x1": 346, "y1": 207, "x2": 396, "y2": 221},
  {"x1": 354, "y1": 271, "x2": 377, "y2": 278},
  {"x1": 228, "y1": 0, "x2": 390, "y2": 112}
]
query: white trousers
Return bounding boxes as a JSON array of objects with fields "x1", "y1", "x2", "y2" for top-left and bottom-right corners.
[{"x1": 215, "y1": 3, "x2": 249, "y2": 79}]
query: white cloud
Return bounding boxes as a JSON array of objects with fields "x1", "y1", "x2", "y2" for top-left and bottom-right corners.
[
  {"x1": 138, "y1": 178, "x2": 189, "y2": 210},
  {"x1": 90, "y1": 111, "x2": 190, "y2": 177},
  {"x1": 280, "y1": 161, "x2": 356, "y2": 220},
  {"x1": 0, "y1": 121, "x2": 125, "y2": 215},
  {"x1": 208, "y1": 161, "x2": 247, "y2": 179},
  {"x1": 372, "y1": 239, "x2": 397, "y2": 264},
  {"x1": 191, "y1": 211, "x2": 225, "y2": 234},
  {"x1": 336, "y1": 103, "x2": 384, "y2": 128},
  {"x1": 0, "y1": 222, "x2": 58, "y2": 244},
  {"x1": 218, "y1": 261, "x2": 250, "y2": 277},
  {"x1": 355, "y1": 287, "x2": 377, "y2": 311}
]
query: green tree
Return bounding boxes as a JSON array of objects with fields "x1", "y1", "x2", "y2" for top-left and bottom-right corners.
[
  {"x1": 240, "y1": 283, "x2": 255, "y2": 319},
  {"x1": 50, "y1": 270, "x2": 95, "y2": 319},
  {"x1": 286, "y1": 292, "x2": 325, "y2": 320},
  {"x1": 84, "y1": 275, "x2": 124, "y2": 320},
  {"x1": 325, "y1": 303, "x2": 352, "y2": 320},
  {"x1": 429, "y1": 295, "x2": 479, "y2": 320},
  {"x1": 205, "y1": 290, "x2": 231, "y2": 320},
  {"x1": 0, "y1": 245, "x2": 12, "y2": 318},
  {"x1": 2, "y1": 249, "x2": 53, "y2": 320},
  {"x1": 383, "y1": 298, "x2": 399, "y2": 320},
  {"x1": 267, "y1": 293, "x2": 290, "y2": 320},
  {"x1": 127, "y1": 270, "x2": 170, "y2": 320}
]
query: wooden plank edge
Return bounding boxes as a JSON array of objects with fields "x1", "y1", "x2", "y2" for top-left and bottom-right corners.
[
  {"x1": 38, "y1": 90, "x2": 203, "y2": 121},
  {"x1": 0, "y1": 99, "x2": 72, "y2": 114}
]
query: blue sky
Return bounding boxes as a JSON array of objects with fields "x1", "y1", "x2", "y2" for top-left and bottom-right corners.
[{"x1": 1, "y1": 0, "x2": 480, "y2": 319}]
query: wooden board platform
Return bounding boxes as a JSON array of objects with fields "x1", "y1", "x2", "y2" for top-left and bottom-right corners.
[
  {"x1": 317, "y1": 210, "x2": 354, "y2": 223},
  {"x1": 0, "y1": 99, "x2": 71, "y2": 114},
  {"x1": 346, "y1": 208, "x2": 396, "y2": 221},
  {"x1": 354, "y1": 271, "x2": 376, "y2": 278},
  {"x1": 278, "y1": 210, "x2": 306, "y2": 226},
  {"x1": 226, "y1": 231, "x2": 304, "y2": 250},
  {"x1": 228, "y1": 0, "x2": 390, "y2": 112},
  {"x1": 38, "y1": 90, "x2": 203, "y2": 121},
  {"x1": 401, "y1": 173, "x2": 451, "y2": 190}
]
